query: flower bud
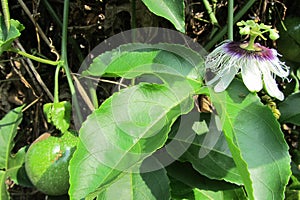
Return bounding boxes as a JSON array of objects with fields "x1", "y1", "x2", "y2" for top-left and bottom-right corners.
[
  {"x1": 239, "y1": 26, "x2": 250, "y2": 35},
  {"x1": 269, "y1": 30, "x2": 279, "y2": 40}
]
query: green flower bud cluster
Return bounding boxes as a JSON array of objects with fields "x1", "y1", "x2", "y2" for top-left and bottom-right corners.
[{"x1": 237, "y1": 20, "x2": 279, "y2": 41}]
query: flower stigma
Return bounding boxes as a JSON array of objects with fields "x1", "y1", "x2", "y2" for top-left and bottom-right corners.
[{"x1": 205, "y1": 20, "x2": 289, "y2": 100}]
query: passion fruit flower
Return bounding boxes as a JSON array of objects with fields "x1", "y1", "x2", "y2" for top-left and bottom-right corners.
[{"x1": 205, "y1": 20, "x2": 289, "y2": 101}]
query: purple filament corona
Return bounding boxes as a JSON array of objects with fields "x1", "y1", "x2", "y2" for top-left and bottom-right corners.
[{"x1": 224, "y1": 41, "x2": 276, "y2": 61}]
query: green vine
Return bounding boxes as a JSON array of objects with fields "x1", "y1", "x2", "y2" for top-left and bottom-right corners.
[
  {"x1": 204, "y1": 0, "x2": 257, "y2": 50},
  {"x1": 1, "y1": 0, "x2": 10, "y2": 31},
  {"x1": 60, "y1": 0, "x2": 83, "y2": 124},
  {"x1": 9, "y1": 47, "x2": 60, "y2": 66}
]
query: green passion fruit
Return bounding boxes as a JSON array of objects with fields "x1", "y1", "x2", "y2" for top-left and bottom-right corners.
[{"x1": 25, "y1": 131, "x2": 78, "y2": 196}]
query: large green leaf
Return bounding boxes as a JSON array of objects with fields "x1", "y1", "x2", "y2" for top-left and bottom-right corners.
[
  {"x1": 97, "y1": 166, "x2": 170, "y2": 200},
  {"x1": 211, "y1": 80, "x2": 291, "y2": 200},
  {"x1": 0, "y1": 106, "x2": 23, "y2": 169},
  {"x1": 171, "y1": 111, "x2": 242, "y2": 185},
  {"x1": 167, "y1": 162, "x2": 247, "y2": 200},
  {"x1": 0, "y1": 171, "x2": 9, "y2": 200},
  {"x1": 0, "y1": 106, "x2": 24, "y2": 199},
  {"x1": 171, "y1": 178, "x2": 246, "y2": 200},
  {"x1": 7, "y1": 147, "x2": 32, "y2": 187},
  {"x1": 192, "y1": 188, "x2": 247, "y2": 200},
  {"x1": 140, "y1": 0, "x2": 185, "y2": 32},
  {"x1": 69, "y1": 83, "x2": 194, "y2": 199},
  {"x1": 278, "y1": 92, "x2": 300, "y2": 125},
  {"x1": 83, "y1": 43, "x2": 204, "y2": 94}
]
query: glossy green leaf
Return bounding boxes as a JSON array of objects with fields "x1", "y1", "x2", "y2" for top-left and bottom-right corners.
[
  {"x1": 286, "y1": 173, "x2": 300, "y2": 198},
  {"x1": 43, "y1": 101, "x2": 71, "y2": 133},
  {"x1": 0, "y1": 171, "x2": 9, "y2": 200},
  {"x1": 277, "y1": 16, "x2": 300, "y2": 63},
  {"x1": 211, "y1": 80, "x2": 291, "y2": 200},
  {"x1": 43, "y1": 103, "x2": 52, "y2": 122},
  {"x1": 279, "y1": 92, "x2": 300, "y2": 125},
  {"x1": 285, "y1": 189, "x2": 300, "y2": 200},
  {"x1": 69, "y1": 83, "x2": 194, "y2": 199},
  {"x1": 0, "y1": 106, "x2": 23, "y2": 169},
  {"x1": 166, "y1": 109, "x2": 242, "y2": 185},
  {"x1": 97, "y1": 167, "x2": 170, "y2": 200},
  {"x1": 83, "y1": 43, "x2": 204, "y2": 94},
  {"x1": 167, "y1": 162, "x2": 247, "y2": 200},
  {"x1": 0, "y1": 106, "x2": 24, "y2": 199},
  {"x1": 167, "y1": 161, "x2": 241, "y2": 191},
  {"x1": 0, "y1": 16, "x2": 24, "y2": 54},
  {"x1": 7, "y1": 147, "x2": 32, "y2": 187},
  {"x1": 8, "y1": 147, "x2": 26, "y2": 171},
  {"x1": 168, "y1": 113, "x2": 243, "y2": 185},
  {"x1": 140, "y1": 0, "x2": 185, "y2": 32},
  {"x1": 192, "y1": 188, "x2": 247, "y2": 200},
  {"x1": 169, "y1": 176, "x2": 195, "y2": 200}
]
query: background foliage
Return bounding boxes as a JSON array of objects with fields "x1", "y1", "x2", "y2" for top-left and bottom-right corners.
[{"x1": 0, "y1": 0, "x2": 299, "y2": 199}]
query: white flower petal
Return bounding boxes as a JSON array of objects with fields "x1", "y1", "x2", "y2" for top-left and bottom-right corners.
[
  {"x1": 262, "y1": 68, "x2": 284, "y2": 101},
  {"x1": 214, "y1": 66, "x2": 238, "y2": 92},
  {"x1": 266, "y1": 58, "x2": 289, "y2": 78},
  {"x1": 241, "y1": 59, "x2": 263, "y2": 92},
  {"x1": 261, "y1": 49, "x2": 289, "y2": 78},
  {"x1": 205, "y1": 41, "x2": 289, "y2": 98}
]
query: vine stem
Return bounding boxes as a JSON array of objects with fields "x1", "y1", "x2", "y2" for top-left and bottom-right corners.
[
  {"x1": 41, "y1": 0, "x2": 84, "y2": 63},
  {"x1": 61, "y1": 0, "x2": 83, "y2": 124},
  {"x1": 1, "y1": 0, "x2": 10, "y2": 31},
  {"x1": 9, "y1": 48, "x2": 60, "y2": 66},
  {"x1": 42, "y1": 0, "x2": 98, "y2": 112},
  {"x1": 228, "y1": 0, "x2": 234, "y2": 40},
  {"x1": 54, "y1": 65, "x2": 61, "y2": 103},
  {"x1": 204, "y1": 0, "x2": 257, "y2": 50},
  {"x1": 203, "y1": 0, "x2": 219, "y2": 26}
]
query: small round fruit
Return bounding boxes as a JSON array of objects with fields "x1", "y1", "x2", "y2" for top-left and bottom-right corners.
[{"x1": 25, "y1": 131, "x2": 78, "y2": 196}]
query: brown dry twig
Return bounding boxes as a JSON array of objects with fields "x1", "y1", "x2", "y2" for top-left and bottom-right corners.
[
  {"x1": 14, "y1": 40, "x2": 54, "y2": 101},
  {"x1": 17, "y1": 0, "x2": 60, "y2": 60}
]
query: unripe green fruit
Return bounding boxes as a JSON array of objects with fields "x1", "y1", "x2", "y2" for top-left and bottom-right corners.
[{"x1": 25, "y1": 131, "x2": 78, "y2": 196}]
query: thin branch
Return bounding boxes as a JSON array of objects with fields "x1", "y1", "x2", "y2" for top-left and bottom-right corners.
[
  {"x1": 72, "y1": 73, "x2": 128, "y2": 88},
  {"x1": 17, "y1": 0, "x2": 59, "y2": 58},
  {"x1": 14, "y1": 40, "x2": 54, "y2": 101}
]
